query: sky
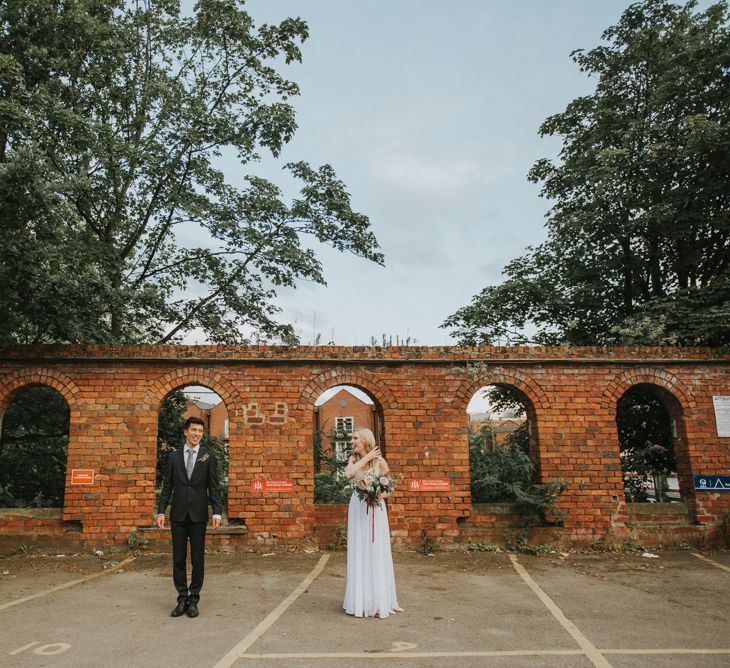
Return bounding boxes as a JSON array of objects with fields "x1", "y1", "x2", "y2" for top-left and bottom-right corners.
[
  {"x1": 183, "y1": 1, "x2": 689, "y2": 347},
  {"x1": 177, "y1": 1, "x2": 712, "y2": 412}
]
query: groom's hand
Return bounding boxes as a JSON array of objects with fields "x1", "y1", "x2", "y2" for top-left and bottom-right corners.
[
  {"x1": 211, "y1": 517, "x2": 221, "y2": 530},
  {"x1": 156, "y1": 514, "x2": 166, "y2": 529}
]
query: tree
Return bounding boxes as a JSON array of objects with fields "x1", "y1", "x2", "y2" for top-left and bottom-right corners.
[
  {"x1": 0, "y1": 386, "x2": 69, "y2": 507},
  {"x1": 616, "y1": 386, "x2": 676, "y2": 502},
  {"x1": 444, "y1": 0, "x2": 730, "y2": 346},
  {"x1": 0, "y1": 0, "x2": 383, "y2": 345}
]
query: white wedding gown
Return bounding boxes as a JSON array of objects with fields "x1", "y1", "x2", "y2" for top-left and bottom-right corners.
[{"x1": 343, "y1": 464, "x2": 402, "y2": 619}]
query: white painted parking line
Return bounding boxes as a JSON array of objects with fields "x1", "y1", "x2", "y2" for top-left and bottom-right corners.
[
  {"x1": 238, "y1": 650, "x2": 587, "y2": 660},
  {"x1": 602, "y1": 648, "x2": 730, "y2": 655},
  {"x1": 692, "y1": 552, "x2": 730, "y2": 573},
  {"x1": 213, "y1": 553, "x2": 331, "y2": 668},
  {"x1": 234, "y1": 648, "x2": 730, "y2": 661},
  {"x1": 0, "y1": 556, "x2": 135, "y2": 612},
  {"x1": 509, "y1": 554, "x2": 614, "y2": 668}
]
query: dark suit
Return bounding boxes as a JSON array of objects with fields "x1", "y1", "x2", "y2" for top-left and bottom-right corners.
[{"x1": 157, "y1": 444, "x2": 222, "y2": 604}]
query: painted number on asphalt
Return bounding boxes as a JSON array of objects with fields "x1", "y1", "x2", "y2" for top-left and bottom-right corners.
[
  {"x1": 9, "y1": 642, "x2": 71, "y2": 656},
  {"x1": 391, "y1": 641, "x2": 417, "y2": 652}
]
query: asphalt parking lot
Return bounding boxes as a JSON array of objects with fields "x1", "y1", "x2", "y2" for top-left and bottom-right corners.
[{"x1": 1, "y1": 547, "x2": 729, "y2": 667}]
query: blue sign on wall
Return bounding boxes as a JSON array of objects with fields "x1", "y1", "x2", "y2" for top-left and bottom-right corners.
[{"x1": 694, "y1": 475, "x2": 730, "y2": 492}]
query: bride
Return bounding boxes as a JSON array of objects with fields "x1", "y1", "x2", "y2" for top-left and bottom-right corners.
[{"x1": 342, "y1": 427, "x2": 402, "y2": 619}]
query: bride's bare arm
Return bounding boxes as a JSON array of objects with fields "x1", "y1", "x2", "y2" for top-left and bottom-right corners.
[{"x1": 344, "y1": 447, "x2": 381, "y2": 478}]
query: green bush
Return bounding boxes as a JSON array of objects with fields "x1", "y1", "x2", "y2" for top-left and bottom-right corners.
[
  {"x1": 469, "y1": 424, "x2": 566, "y2": 525},
  {"x1": 314, "y1": 473, "x2": 352, "y2": 504},
  {"x1": 314, "y1": 428, "x2": 353, "y2": 504}
]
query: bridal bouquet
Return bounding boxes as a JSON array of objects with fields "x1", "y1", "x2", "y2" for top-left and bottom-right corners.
[{"x1": 354, "y1": 471, "x2": 401, "y2": 509}]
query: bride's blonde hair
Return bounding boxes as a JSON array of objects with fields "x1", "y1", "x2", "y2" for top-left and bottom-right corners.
[{"x1": 351, "y1": 427, "x2": 376, "y2": 463}]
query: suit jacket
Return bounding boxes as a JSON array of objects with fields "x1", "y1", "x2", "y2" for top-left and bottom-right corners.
[{"x1": 157, "y1": 444, "x2": 223, "y2": 523}]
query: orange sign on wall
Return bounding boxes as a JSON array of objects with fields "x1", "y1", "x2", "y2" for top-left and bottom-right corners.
[
  {"x1": 408, "y1": 478, "x2": 451, "y2": 492},
  {"x1": 71, "y1": 469, "x2": 95, "y2": 485},
  {"x1": 251, "y1": 480, "x2": 294, "y2": 493}
]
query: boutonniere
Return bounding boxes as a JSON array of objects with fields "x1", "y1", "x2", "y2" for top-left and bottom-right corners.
[{"x1": 198, "y1": 454, "x2": 209, "y2": 463}]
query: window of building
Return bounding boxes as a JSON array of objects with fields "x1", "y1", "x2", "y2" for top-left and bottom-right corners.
[
  {"x1": 335, "y1": 441, "x2": 351, "y2": 462},
  {"x1": 335, "y1": 416, "x2": 354, "y2": 436},
  {"x1": 333, "y1": 416, "x2": 354, "y2": 467}
]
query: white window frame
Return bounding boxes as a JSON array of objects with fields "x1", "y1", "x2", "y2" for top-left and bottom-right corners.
[
  {"x1": 335, "y1": 441, "x2": 351, "y2": 463},
  {"x1": 335, "y1": 416, "x2": 354, "y2": 436}
]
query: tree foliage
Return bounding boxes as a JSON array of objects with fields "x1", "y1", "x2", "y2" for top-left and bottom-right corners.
[
  {"x1": 445, "y1": 0, "x2": 730, "y2": 346},
  {"x1": 0, "y1": 386, "x2": 69, "y2": 507},
  {"x1": 0, "y1": 0, "x2": 382, "y2": 345},
  {"x1": 616, "y1": 385, "x2": 677, "y2": 501}
]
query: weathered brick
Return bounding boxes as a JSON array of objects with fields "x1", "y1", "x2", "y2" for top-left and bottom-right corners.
[{"x1": 0, "y1": 344, "x2": 728, "y2": 550}]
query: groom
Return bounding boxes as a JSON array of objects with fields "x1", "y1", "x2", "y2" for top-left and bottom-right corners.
[{"x1": 156, "y1": 416, "x2": 222, "y2": 618}]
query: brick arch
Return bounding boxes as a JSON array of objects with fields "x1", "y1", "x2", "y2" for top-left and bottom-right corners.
[
  {"x1": 600, "y1": 368, "x2": 696, "y2": 412},
  {"x1": 296, "y1": 369, "x2": 397, "y2": 411},
  {"x1": 145, "y1": 367, "x2": 244, "y2": 415},
  {"x1": 0, "y1": 367, "x2": 82, "y2": 414},
  {"x1": 452, "y1": 367, "x2": 550, "y2": 411}
]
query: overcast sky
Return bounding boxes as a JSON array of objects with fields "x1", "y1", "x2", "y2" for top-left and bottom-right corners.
[{"x1": 186, "y1": 1, "x2": 680, "y2": 347}]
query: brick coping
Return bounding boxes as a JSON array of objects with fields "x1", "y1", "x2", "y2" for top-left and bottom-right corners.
[{"x1": 2, "y1": 343, "x2": 729, "y2": 364}]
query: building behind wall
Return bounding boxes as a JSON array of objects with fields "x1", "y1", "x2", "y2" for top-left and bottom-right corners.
[
  {"x1": 184, "y1": 398, "x2": 230, "y2": 441},
  {"x1": 316, "y1": 387, "x2": 375, "y2": 462},
  {"x1": 469, "y1": 408, "x2": 526, "y2": 445}
]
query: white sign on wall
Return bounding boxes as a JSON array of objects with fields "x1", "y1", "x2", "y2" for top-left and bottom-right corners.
[{"x1": 712, "y1": 396, "x2": 730, "y2": 437}]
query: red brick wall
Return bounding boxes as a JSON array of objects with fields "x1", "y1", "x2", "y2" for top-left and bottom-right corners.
[{"x1": 0, "y1": 345, "x2": 728, "y2": 550}]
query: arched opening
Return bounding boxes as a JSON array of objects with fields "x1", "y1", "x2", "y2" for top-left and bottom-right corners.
[
  {"x1": 467, "y1": 384, "x2": 558, "y2": 524},
  {"x1": 157, "y1": 385, "x2": 229, "y2": 514},
  {"x1": 617, "y1": 384, "x2": 687, "y2": 504},
  {"x1": 313, "y1": 385, "x2": 380, "y2": 504},
  {"x1": 0, "y1": 385, "x2": 69, "y2": 508}
]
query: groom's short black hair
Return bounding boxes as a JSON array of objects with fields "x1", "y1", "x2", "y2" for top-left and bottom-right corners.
[{"x1": 183, "y1": 416, "x2": 206, "y2": 430}]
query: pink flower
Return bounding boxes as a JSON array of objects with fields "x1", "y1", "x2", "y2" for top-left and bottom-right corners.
[{"x1": 379, "y1": 476, "x2": 390, "y2": 487}]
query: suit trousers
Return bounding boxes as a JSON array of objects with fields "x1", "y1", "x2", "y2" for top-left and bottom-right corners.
[{"x1": 171, "y1": 516, "x2": 207, "y2": 603}]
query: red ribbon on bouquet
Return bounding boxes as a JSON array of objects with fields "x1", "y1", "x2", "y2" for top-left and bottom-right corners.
[{"x1": 366, "y1": 502, "x2": 375, "y2": 543}]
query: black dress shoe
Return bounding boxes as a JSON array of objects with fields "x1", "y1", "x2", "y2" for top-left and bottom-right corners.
[
  {"x1": 187, "y1": 602, "x2": 199, "y2": 618},
  {"x1": 171, "y1": 600, "x2": 189, "y2": 617}
]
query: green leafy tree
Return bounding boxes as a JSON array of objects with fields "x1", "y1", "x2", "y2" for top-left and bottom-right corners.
[
  {"x1": 156, "y1": 389, "x2": 189, "y2": 488},
  {"x1": 0, "y1": 386, "x2": 69, "y2": 507},
  {"x1": 444, "y1": 0, "x2": 730, "y2": 346},
  {"x1": 0, "y1": 0, "x2": 382, "y2": 345},
  {"x1": 616, "y1": 386, "x2": 676, "y2": 502}
]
